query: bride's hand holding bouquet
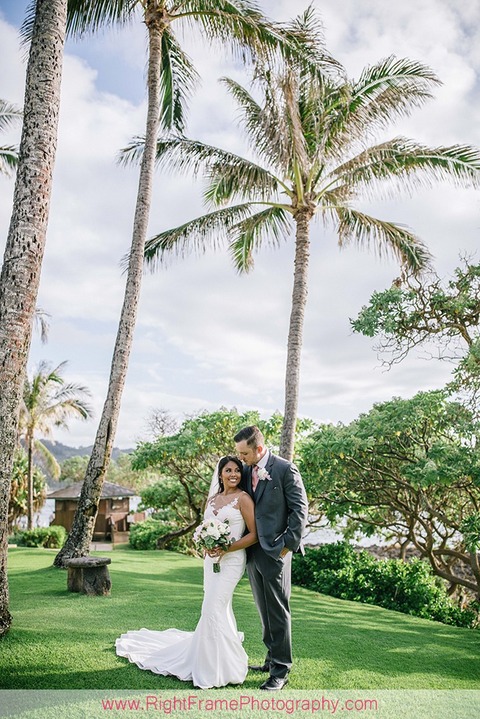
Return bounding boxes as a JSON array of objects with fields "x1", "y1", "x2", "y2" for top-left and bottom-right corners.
[{"x1": 193, "y1": 518, "x2": 232, "y2": 572}]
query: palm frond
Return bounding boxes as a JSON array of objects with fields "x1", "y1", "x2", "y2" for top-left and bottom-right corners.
[
  {"x1": 0, "y1": 99, "x2": 22, "y2": 175},
  {"x1": 220, "y1": 77, "x2": 263, "y2": 137},
  {"x1": 159, "y1": 28, "x2": 199, "y2": 134},
  {"x1": 65, "y1": 0, "x2": 139, "y2": 37},
  {"x1": 275, "y1": 4, "x2": 341, "y2": 79},
  {"x1": 229, "y1": 206, "x2": 292, "y2": 273},
  {"x1": 20, "y1": 1, "x2": 36, "y2": 45},
  {"x1": 44, "y1": 394, "x2": 93, "y2": 424},
  {"x1": 119, "y1": 136, "x2": 280, "y2": 201},
  {"x1": 25, "y1": 362, "x2": 67, "y2": 412},
  {"x1": 400, "y1": 142, "x2": 480, "y2": 187},
  {"x1": 33, "y1": 307, "x2": 51, "y2": 345},
  {"x1": 176, "y1": 0, "x2": 277, "y2": 60},
  {"x1": 221, "y1": 77, "x2": 290, "y2": 173},
  {"x1": 204, "y1": 158, "x2": 282, "y2": 206},
  {"x1": 0, "y1": 99, "x2": 22, "y2": 132},
  {"x1": 121, "y1": 135, "x2": 222, "y2": 172},
  {"x1": 319, "y1": 187, "x2": 356, "y2": 219},
  {"x1": 118, "y1": 136, "x2": 145, "y2": 167},
  {"x1": 335, "y1": 206, "x2": 432, "y2": 275},
  {"x1": 33, "y1": 439, "x2": 61, "y2": 479},
  {"x1": 143, "y1": 203, "x2": 256, "y2": 270},
  {"x1": 51, "y1": 381, "x2": 92, "y2": 405},
  {"x1": 23, "y1": 0, "x2": 139, "y2": 42},
  {"x1": 328, "y1": 139, "x2": 480, "y2": 196},
  {"x1": 322, "y1": 57, "x2": 440, "y2": 159},
  {"x1": 0, "y1": 147, "x2": 19, "y2": 176},
  {"x1": 177, "y1": 0, "x2": 329, "y2": 72},
  {"x1": 280, "y1": 69, "x2": 310, "y2": 174},
  {"x1": 352, "y1": 56, "x2": 440, "y2": 110}
]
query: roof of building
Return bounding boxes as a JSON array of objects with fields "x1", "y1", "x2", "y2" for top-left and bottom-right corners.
[{"x1": 48, "y1": 481, "x2": 136, "y2": 500}]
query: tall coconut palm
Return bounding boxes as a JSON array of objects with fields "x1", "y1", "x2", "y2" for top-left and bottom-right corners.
[
  {"x1": 19, "y1": 361, "x2": 93, "y2": 529},
  {"x1": 0, "y1": 0, "x2": 67, "y2": 636},
  {"x1": 0, "y1": 99, "x2": 22, "y2": 176},
  {"x1": 131, "y1": 23, "x2": 480, "y2": 460},
  {"x1": 54, "y1": 1, "x2": 332, "y2": 567}
]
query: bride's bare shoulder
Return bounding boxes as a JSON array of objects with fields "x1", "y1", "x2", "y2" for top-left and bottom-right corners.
[{"x1": 238, "y1": 491, "x2": 253, "y2": 506}]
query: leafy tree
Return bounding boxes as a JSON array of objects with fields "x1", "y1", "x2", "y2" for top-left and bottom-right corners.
[
  {"x1": 130, "y1": 9, "x2": 480, "y2": 461},
  {"x1": 131, "y1": 408, "x2": 313, "y2": 547},
  {"x1": 107, "y1": 452, "x2": 159, "y2": 493},
  {"x1": 60, "y1": 453, "x2": 158, "y2": 493},
  {"x1": 8, "y1": 451, "x2": 47, "y2": 533},
  {"x1": 299, "y1": 391, "x2": 480, "y2": 600},
  {"x1": 59, "y1": 455, "x2": 90, "y2": 485},
  {"x1": 54, "y1": 0, "x2": 328, "y2": 568},
  {"x1": 0, "y1": 0, "x2": 67, "y2": 637},
  {"x1": 0, "y1": 99, "x2": 22, "y2": 176},
  {"x1": 19, "y1": 361, "x2": 93, "y2": 529},
  {"x1": 351, "y1": 258, "x2": 480, "y2": 413}
]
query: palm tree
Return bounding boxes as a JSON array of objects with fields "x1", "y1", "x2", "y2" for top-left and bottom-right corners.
[
  {"x1": 0, "y1": 99, "x2": 22, "y2": 176},
  {"x1": 0, "y1": 0, "x2": 67, "y2": 636},
  {"x1": 131, "y1": 20, "x2": 480, "y2": 460},
  {"x1": 8, "y1": 450, "x2": 47, "y2": 533},
  {"x1": 19, "y1": 361, "x2": 93, "y2": 530},
  {"x1": 54, "y1": 0, "x2": 332, "y2": 567}
]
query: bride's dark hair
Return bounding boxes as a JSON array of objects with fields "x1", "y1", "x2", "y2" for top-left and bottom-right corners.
[{"x1": 216, "y1": 455, "x2": 244, "y2": 493}]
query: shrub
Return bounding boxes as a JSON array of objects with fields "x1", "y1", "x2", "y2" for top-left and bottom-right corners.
[
  {"x1": 14, "y1": 526, "x2": 66, "y2": 549},
  {"x1": 129, "y1": 518, "x2": 191, "y2": 553},
  {"x1": 292, "y1": 542, "x2": 478, "y2": 629}
]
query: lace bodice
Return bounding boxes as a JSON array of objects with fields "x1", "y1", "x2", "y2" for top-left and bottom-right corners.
[{"x1": 204, "y1": 494, "x2": 246, "y2": 540}]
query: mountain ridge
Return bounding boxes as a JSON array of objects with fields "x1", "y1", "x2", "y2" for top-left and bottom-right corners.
[{"x1": 40, "y1": 439, "x2": 134, "y2": 463}]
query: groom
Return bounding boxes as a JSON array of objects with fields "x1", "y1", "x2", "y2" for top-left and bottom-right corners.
[{"x1": 234, "y1": 425, "x2": 308, "y2": 691}]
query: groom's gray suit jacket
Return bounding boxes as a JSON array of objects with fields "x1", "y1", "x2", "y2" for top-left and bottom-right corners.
[{"x1": 245, "y1": 453, "x2": 308, "y2": 573}]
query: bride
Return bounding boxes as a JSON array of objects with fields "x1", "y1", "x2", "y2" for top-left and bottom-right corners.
[{"x1": 115, "y1": 455, "x2": 257, "y2": 689}]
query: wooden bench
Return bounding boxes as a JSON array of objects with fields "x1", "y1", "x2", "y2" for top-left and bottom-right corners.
[{"x1": 65, "y1": 556, "x2": 112, "y2": 596}]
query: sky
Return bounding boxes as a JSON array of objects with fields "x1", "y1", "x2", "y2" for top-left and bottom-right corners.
[{"x1": 0, "y1": 0, "x2": 479, "y2": 449}]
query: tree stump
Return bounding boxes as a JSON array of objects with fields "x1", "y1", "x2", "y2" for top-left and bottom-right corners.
[{"x1": 65, "y1": 556, "x2": 112, "y2": 596}]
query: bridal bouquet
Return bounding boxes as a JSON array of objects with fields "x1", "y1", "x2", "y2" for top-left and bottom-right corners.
[{"x1": 193, "y1": 518, "x2": 232, "y2": 573}]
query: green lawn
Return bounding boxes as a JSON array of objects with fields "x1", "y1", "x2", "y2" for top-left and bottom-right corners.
[{"x1": 1, "y1": 547, "x2": 479, "y2": 691}]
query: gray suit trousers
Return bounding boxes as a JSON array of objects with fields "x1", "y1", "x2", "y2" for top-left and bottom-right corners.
[{"x1": 247, "y1": 549, "x2": 292, "y2": 679}]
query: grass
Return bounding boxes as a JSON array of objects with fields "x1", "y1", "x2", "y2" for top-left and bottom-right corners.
[{"x1": 1, "y1": 547, "x2": 479, "y2": 691}]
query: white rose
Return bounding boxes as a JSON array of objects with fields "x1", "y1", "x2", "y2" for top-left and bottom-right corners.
[{"x1": 206, "y1": 525, "x2": 220, "y2": 539}]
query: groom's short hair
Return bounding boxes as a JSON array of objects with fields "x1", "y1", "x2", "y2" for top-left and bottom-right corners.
[{"x1": 234, "y1": 425, "x2": 264, "y2": 448}]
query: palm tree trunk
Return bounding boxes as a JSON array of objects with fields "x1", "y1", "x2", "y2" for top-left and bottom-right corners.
[
  {"x1": 27, "y1": 430, "x2": 34, "y2": 530},
  {"x1": 54, "y1": 6, "x2": 164, "y2": 567},
  {"x1": 280, "y1": 209, "x2": 311, "y2": 461},
  {"x1": 0, "y1": 0, "x2": 67, "y2": 634}
]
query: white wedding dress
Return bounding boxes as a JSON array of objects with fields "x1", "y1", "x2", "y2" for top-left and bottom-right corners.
[{"x1": 115, "y1": 496, "x2": 248, "y2": 689}]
